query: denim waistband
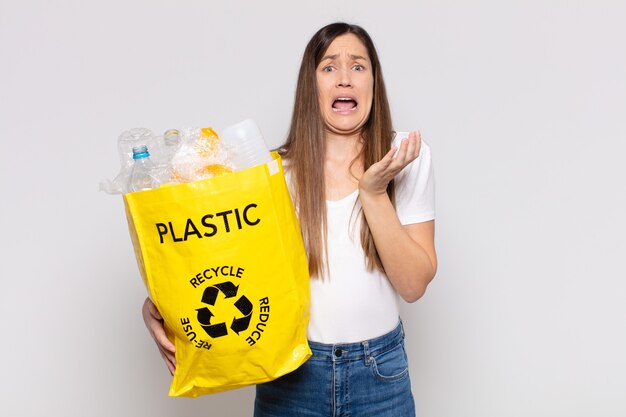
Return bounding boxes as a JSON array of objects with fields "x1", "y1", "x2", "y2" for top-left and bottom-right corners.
[{"x1": 307, "y1": 320, "x2": 405, "y2": 363}]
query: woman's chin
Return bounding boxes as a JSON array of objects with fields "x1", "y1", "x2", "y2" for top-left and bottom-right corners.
[{"x1": 323, "y1": 117, "x2": 369, "y2": 137}]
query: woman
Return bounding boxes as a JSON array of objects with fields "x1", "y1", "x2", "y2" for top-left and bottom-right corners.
[{"x1": 143, "y1": 22, "x2": 437, "y2": 416}]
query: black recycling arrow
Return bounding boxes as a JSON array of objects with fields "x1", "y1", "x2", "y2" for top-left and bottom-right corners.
[
  {"x1": 201, "y1": 323, "x2": 228, "y2": 338},
  {"x1": 196, "y1": 307, "x2": 214, "y2": 325},
  {"x1": 197, "y1": 307, "x2": 229, "y2": 338},
  {"x1": 201, "y1": 287, "x2": 219, "y2": 305},
  {"x1": 216, "y1": 282, "x2": 239, "y2": 298},
  {"x1": 231, "y1": 315, "x2": 252, "y2": 335},
  {"x1": 196, "y1": 281, "x2": 250, "y2": 338},
  {"x1": 230, "y1": 295, "x2": 253, "y2": 335},
  {"x1": 234, "y1": 295, "x2": 253, "y2": 315},
  {"x1": 201, "y1": 282, "x2": 239, "y2": 305}
]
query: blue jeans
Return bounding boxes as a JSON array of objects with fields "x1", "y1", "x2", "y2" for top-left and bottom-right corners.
[{"x1": 254, "y1": 321, "x2": 415, "y2": 417}]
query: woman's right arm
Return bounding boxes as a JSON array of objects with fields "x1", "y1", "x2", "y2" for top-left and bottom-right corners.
[{"x1": 142, "y1": 297, "x2": 176, "y2": 375}]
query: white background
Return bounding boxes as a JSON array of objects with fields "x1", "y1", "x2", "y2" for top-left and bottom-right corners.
[{"x1": 1, "y1": 1, "x2": 625, "y2": 416}]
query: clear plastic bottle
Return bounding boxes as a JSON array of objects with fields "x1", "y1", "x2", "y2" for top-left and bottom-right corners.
[
  {"x1": 128, "y1": 145, "x2": 161, "y2": 192},
  {"x1": 219, "y1": 119, "x2": 272, "y2": 171},
  {"x1": 163, "y1": 129, "x2": 181, "y2": 164}
]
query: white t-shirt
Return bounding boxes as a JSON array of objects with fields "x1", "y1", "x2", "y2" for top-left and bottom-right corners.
[{"x1": 288, "y1": 132, "x2": 435, "y2": 344}]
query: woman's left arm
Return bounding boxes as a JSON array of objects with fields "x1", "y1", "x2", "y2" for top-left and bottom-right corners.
[{"x1": 358, "y1": 131, "x2": 437, "y2": 303}]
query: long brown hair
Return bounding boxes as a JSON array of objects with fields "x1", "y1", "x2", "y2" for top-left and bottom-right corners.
[{"x1": 279, "y1": 22, "x2": 395, "y2": 278}]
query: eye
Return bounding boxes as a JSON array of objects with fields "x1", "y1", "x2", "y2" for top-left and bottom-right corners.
[
  {"x1": 353, "y1": 64, "x2": 365, "y2": 71},
  {"x1": 321, "y1": 65, "x2": 335, "y2": 72}
]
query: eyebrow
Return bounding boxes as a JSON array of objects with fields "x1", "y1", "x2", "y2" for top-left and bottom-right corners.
[{"x1": 320, "y1": 53, "x2": 368, "y2": 62}]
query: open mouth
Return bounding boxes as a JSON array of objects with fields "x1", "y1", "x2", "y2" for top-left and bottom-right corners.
[{"x1": 332, "y1": 97, "x2": 358, "y2": 112}]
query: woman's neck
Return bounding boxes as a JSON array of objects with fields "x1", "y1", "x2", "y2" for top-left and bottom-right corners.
[
  {"x1": 324, "y1": 131, "x2": 363, "y2": 163},
  {"x1": 323, "y1": 131, "x2": 364, "y2": 200}
]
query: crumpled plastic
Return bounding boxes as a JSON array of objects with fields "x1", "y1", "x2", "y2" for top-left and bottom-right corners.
[
  {"x1": 169, "y1": 127, "x2": 234, "y2": 184},
  {"x1": 100, "y1": 126, "x2": 234, "y2": 194}
]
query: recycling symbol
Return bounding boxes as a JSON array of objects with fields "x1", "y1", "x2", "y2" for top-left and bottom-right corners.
[{"x1": 195, "y1": 281, "x2": 253, "y2": 338}]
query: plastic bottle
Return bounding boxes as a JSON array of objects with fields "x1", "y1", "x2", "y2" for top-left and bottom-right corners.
[
  {"x1": 163, "y1": 129, "x2": 181, "y2": 164},
  {"x1": 219, "y1": 119, "x2": 273, "y2": 171},
  {"x1": 128, "y1": 145, "x2": 161, "y2": 192}
]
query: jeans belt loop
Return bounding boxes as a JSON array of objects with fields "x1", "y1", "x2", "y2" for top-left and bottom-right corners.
[{"x1": 362, "y1": 340, "x2": 372, "y2": 365}]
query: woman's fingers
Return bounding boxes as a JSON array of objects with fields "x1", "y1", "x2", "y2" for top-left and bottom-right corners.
[
  {"x1": 407, "y1": 131, "x2": 422, "y2": 160},
  {"x1": 393, "y1": 139, "x2": 409, "y2": 165},
  {"x1": 394, "y1": 131, "x2": 421, "y2": 166},
  {"x1": 159, "y1": 347, "x2": 177, "y2": 375},
  {"x1": 142, "y1": 297, "x2": 176, "y2": 373},
  {"x1": 147, "y1": 299, "x2": 162, "y2": 320},
  {"x1": 378, "y1": 145, "x2": 398, "y2": 169},
  {"x1": 152, "y1": 322, "x2": 176, "y2": 354},
  {"x1": 359, "y1": 130, "x2": 423, "y2": 194},
  {"x1": 145, "y1": 301, "x2": 176, "y2": 353}
]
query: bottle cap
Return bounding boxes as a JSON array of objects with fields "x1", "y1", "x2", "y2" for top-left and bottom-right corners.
[
  {"x1": 132, "y1": 145, "x2": 150, "y2": 159},
  {"x1": 164, "y1": 129, "x2": 180, "y2": 146}
]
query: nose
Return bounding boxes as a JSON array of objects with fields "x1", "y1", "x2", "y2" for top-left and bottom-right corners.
[{"x1": 336, "y1": 68, "x2": 352, "y2": 87}]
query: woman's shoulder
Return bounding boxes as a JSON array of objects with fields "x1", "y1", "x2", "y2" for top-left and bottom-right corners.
[
  {"x1": 280, "y1": 157, "x2": 292, "y2": 176},
  {"x1": 392, "y1": 131, "x2": 436, "y2": 223}
]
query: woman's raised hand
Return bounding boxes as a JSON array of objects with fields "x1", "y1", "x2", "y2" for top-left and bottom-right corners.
[
  {"x1": 142, "y1": 297, "x2": 176, "y2": 375},
  {"x1": 359, "y1": 131, "x2": 421, "y2": 195}
]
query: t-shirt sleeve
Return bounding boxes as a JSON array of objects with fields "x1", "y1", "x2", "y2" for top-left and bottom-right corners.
[{"x1": 393, "y1": 133, "x2": 436, "y2": 225}]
